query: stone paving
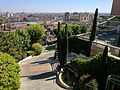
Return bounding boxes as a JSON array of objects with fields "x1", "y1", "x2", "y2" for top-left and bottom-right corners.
[{"x1": 19, "y1": 51, "x2": 65, "y2": 90}]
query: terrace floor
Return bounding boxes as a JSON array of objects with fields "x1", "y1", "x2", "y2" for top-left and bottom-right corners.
[{"x1": 19, "y1": 50, "x2": 65, "y2": 90}]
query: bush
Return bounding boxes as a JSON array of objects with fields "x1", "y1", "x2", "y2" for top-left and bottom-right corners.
[
  {"x1": 32, "y1": 43, "x2": 42, "y2": 55},
  {"x1": 27, "y1": 51, "x2": 35, "y2": 56},
  {"x1": 0, "y1": 52, "x2": 20, "y2": 90},
  {"x1": 0, "y1": 30, "x2": 31, "y2": 61}
]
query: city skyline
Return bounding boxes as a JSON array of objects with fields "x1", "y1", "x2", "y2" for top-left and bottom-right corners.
[{"x1": 0, "y1": 0, "x2": 113, "y2": 13}]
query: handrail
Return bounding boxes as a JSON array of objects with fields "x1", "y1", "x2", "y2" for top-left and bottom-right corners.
[
  {"x1": 105, "y1": 74, "x2": 120, "y2": 90},
  {"x1": 98, "y1": 16, "x2": 116, "y2": 25}
]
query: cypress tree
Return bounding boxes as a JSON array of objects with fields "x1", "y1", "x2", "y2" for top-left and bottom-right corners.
[
  {"x1": 64, "y1": 24, "x2": 68, "y2": 64},
  {"x1": 90, "y1": 8, "x2": 98, "y2": 42},
  {"x1": 102, "y1": 46, "x2": 108, "y2": 64},
  {"x1": 98, "y1": 46, "x2": 108, "y2": 90},
  {"x1": 57, "y1": 22, "x2": 61, "y2": 66},
  {"x1": 57, "y1": 22, "x2": 60, "y2": 51},
  {"x1": 57, "y1": 22, "x2": 68, "y2": 68},
  {"x1": 88, "y1": 8, "x2": 98, "y2": 57},
  {"x1": 117, "y1": 33, "x2": 120, "y2": 47},
  {"x1": 117, "y1": 33, "x2": 120, "y2": 57}
]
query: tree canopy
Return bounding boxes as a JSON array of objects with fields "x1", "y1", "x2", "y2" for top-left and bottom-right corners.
[
  {"x1": 0, "y1": 18, "x2": 6, "y2": 24},
  {"x1": 27, "y1": 24, "x2": 45, "y2": 44},
  {"x1": 53, "y1": 24, "x2": 88, "y2": 37}
]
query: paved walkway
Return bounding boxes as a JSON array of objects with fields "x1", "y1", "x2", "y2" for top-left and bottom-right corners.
[{"x1": 19, "y1": 51, "x2": 65, "y2": 90}]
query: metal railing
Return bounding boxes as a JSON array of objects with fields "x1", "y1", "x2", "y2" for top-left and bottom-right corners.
[{"x1": 105, "y1": 74, "x2": 120, "y2": 90}]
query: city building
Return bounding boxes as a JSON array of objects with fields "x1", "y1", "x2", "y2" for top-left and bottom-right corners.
[
  {"x1": 65, "y1": 12, "x2": 70, "y2": 21},
  {"x1": 64, "y1": 12, "x2": 94, "y2": 25},
  {"x1": 111, "y1": 0, "x2": 120, "y2": 15}
]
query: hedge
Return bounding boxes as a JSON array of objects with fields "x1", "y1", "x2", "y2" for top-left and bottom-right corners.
[
  {"x1": 69, "y1": 53, "x2": 102, "y2": 75},
  {"x1": 0, "y1": 52, "x2": 20, "y2": 90},
  {"x1": 68, "y1": 53, "x2": 120, "y2": 90},
  {"x1": 69, "y1": 36, "x2": 91, "y2": 57}
]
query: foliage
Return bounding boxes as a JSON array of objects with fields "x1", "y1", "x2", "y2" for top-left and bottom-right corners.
[
  {"x1": 0, "y1": 18, "x2": 6, "y2": 24},
  {"x1": 117, "y1": 33, "x2": 120, "y2": 47},
  {"x1": 26, "y1": 51, "x2": 34, "y2": 56},
  {"x1": 32, "y1": 43, "x2": 42, "y2": 55},
  {"x1": 0, "y1": 30, "x2": 31, "y2": 61},
  {"x1": 0, "y1": 52, "x2": 20, "y2": 90},
  {"x1": 20, "y1": 17, "x2": 28, "y2": 22},
  {"x1": 0, "y1": 24, "x2": 45, "y2": 61},
  {"x1": 79, "y1": 74, "x2": 98, "y2": 90},
  {"x1": 53, "y1": 24, "x2": 88, "y2": 37},
  {"x1": 27, "y1": 24, "x2": 45, "y2": 44},
  {"x1": 57, "y1": 22, "x2": 68, "y2": 68},
  {"x1": 90, "y1": 8, "x2": 98, "y2": 42},
  {"x1": 69, "y1": 52, "x2": 120, "y2": 90},
  {"x1": 57, "y1": 23, "x2": 89, "y2": 67},
  {"x1": 80, "y1": 24, "x2": 88, "y2": 33},
  {"x1": 69, "y1": 53, "x2": 102, "y2": 75},
  {"x1": 69, "y1": 37, "x2": 91, "y2": 56},
  {"x1": 16, "y1": 30, "x2": 31, "y2": 50}
]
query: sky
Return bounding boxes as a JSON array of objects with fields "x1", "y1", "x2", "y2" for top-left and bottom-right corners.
[{"x1": 0, "y1": 0, "x2": 113, "y2": 13}]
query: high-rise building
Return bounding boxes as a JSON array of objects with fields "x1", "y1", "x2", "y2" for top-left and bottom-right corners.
[
  {"x1": 65, "y1": 12, "x2": 70, "y2": 21},
  {"x1": 111, "y1": 0, "x2": 120, "y2": 15}
]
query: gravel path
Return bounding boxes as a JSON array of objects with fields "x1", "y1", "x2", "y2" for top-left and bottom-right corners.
[{"x1": 19, "y1": 51, "x2": 65, "y2": 90}]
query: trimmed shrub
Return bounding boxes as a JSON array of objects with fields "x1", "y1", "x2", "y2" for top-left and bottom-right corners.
[
  {"x1": 69, "y1": 53, "x2": 102, "y2": 75},
  {"x1": 0, "y1": 52, "x2": 20, "y2": 90},
  {"x1": 69, "y1": 53, "x2": 120, "y2": 90},
  {"x1": 32, "y1": 43, "x2": 42, "y2": 55},
  {"x1": 26, "y1": 51, "x2": 35, "y2": 56}
]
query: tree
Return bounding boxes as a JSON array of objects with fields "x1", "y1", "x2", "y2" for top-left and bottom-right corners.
[
  {"x1": 98, "y1": 46, "x2": 108, "y2": 90},
  {"x1": 117, "y1": 33, "x2": 120, "y2": 57},
  {"x1": 88, "y1": 8, "x2": 98, "y2": 57},
  {"x1": 80, "y1": 24, "x2": 88, "y2": 33},
  {"x1": 90, "y1": 8, "x2": 98, "y2": 42},
  {"x1": 16, "y1": 30, "x2": 31, "y2": 50},
  {"x1": 117, "y1": 33, "x2": 120, "y2": 47},
  {"x1": 53, "y1": 24, "x2": 88, "y2": 37},
  {"x1": 0, "y1": 30, "x2": 31, "y2": 61},
  {"x1": 0, "y1": 18, "x2": 6, "y2": 25},
  {"x1": 27, "y1": 24, "x2": 45, "y2": 44},
  {"x1": 57, "y1": 22, "x2": 68, "y2": 68},
  {"x1": 57, "y1": 22, "x2": 62, "y2": 67},
  {"x1": 102, "y1": 46, "x2": 108, "y2": 64}
]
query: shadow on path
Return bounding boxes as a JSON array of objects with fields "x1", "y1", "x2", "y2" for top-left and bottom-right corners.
[
  {"x1": 30, "y1": 59, "x2": 49, "y2": 65},
  {"x1": 28, "y1": 71, "x2": 55, "y2": 80},
  {"x1": 45, "y1": 44, "x2": 56, "y2": 51}
]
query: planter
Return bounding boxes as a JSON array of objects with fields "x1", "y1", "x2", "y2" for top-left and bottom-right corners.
[{"x1": 58, "y1": 69, "x2": 72, "y2": 89}]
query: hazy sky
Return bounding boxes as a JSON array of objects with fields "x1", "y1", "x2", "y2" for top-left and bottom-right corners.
[{"x1": 0, "y1": 0, "x2": 113, "y2": 13}]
